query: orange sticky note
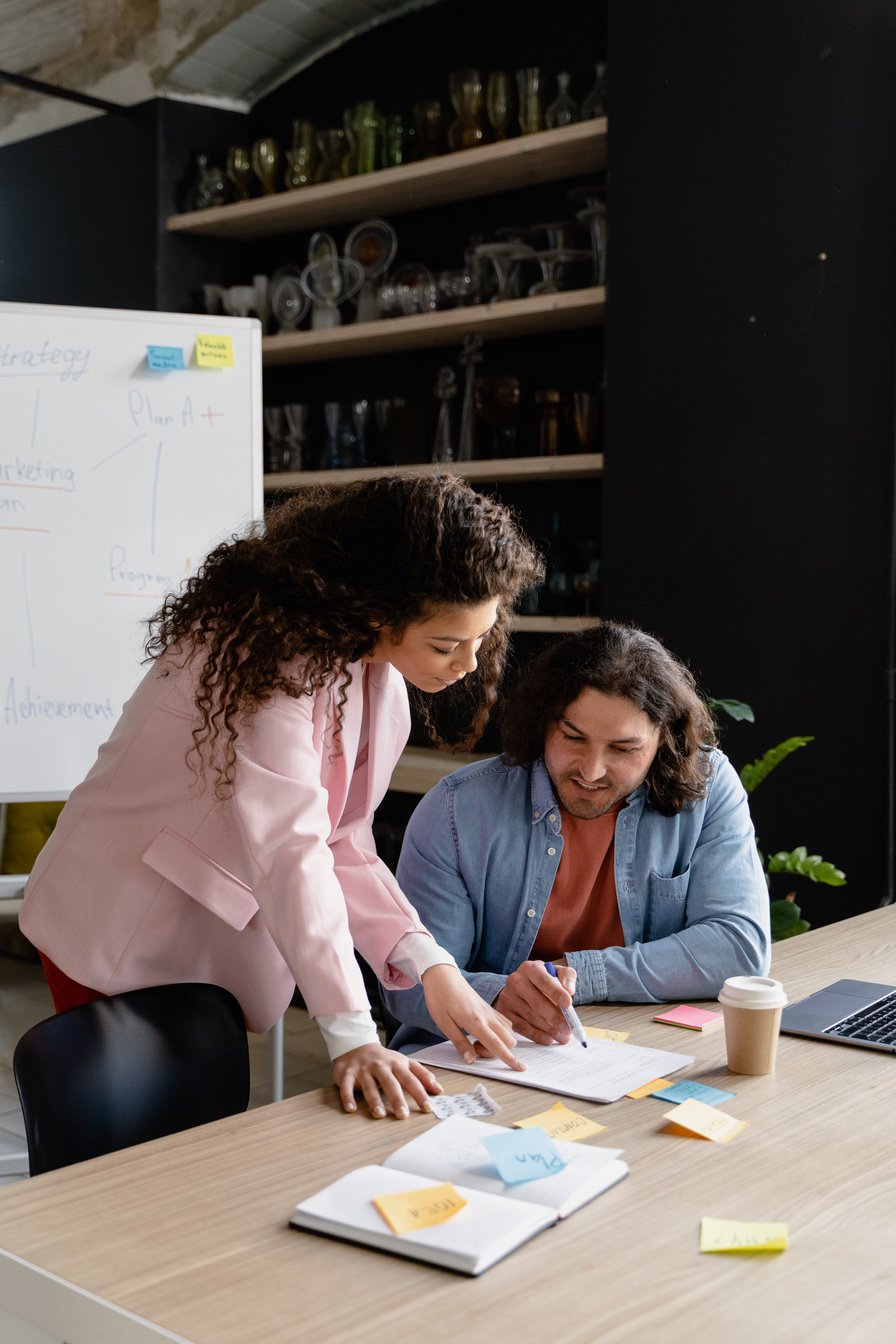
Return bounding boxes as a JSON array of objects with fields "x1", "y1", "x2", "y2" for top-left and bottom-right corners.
[
  {"x1": 373, "y1": 1182, "x2": 467, "y2": 1235},
  {"x1": 653, "y1": 1004, "x2": 723, "y2": 1031},
  {"x1": 627, "y1": 1077, "x2": 673, "y2": 1099},
  {"x1": 513, "y1": 1101, "x2": 607, "y2": 1141},
  {"x1": 585, "y1": 1026, "x2": 630, "y2": 1042},
  {"x1": 700, "y1": 1218, "x2": 788, "y2": 1253},
  {"x1": 195, "y1": 333, "x2": 234, "y2": 368},
  {"x1": 663, "y1": 1098, "x2": 747, "y2": 1143}
]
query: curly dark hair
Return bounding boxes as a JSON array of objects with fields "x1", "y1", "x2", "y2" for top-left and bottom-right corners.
[
  {"x1": 500, "y1": 621, "x2": 718, "y2": 815},
  {"x1": 145, "y1": 473, "x2": 543, "y2": 793}
]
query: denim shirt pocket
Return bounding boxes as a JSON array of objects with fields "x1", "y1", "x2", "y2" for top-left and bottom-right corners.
[{"x1": 646, "y1": 867, "x2": 691, "y2": 940}]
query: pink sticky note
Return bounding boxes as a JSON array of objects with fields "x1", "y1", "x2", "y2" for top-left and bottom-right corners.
[{"x1": 653, "y1": 1004, "x2": 723, "y2": 1031}]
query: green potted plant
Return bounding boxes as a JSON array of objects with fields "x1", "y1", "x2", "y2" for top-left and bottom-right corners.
[{"x1": 708, "y1": 699, "x2": 846, "y2": 939}]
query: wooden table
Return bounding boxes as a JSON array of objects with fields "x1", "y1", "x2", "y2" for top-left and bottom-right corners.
[{"x1": 1, "y1": 907, "x2": 893, "y2": 1344}]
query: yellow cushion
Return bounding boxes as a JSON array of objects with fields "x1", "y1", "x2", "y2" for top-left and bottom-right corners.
[{"x1": 1, "y1": 801, "x2": 64, "y2": 874}]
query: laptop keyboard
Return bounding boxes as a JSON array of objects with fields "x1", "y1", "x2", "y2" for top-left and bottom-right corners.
[{"x1": 825, "y1": 991, "x2": 896, "y2": 1045}]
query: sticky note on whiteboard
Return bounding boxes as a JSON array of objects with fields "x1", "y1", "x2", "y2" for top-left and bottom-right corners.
[
  {"x1": 195, "y1": 334, "x2": 235, "y2": 368},
  {"x1": 146, "y1": 345, "x2": 186, "y2": 370}
]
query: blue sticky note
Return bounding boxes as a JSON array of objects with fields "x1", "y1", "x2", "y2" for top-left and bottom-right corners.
[
  {"x1": 649, "y1": 1080, "x2": 736, "y2": 1106},
  {"x1": 147, "y1": 345, "x2": 186, "y2": 370},
  {"x1": 480, "y1": 1126, "x2": 568, "y2": 1185}
]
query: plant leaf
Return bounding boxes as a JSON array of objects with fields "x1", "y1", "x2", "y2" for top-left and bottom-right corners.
[
  {"x1": 767, "y1": 849, "x2": 846, "y2": 886},
  {"x1": 707, "y1": 697, "x2": 755, "y2": 723},
  {"x1": 740, "y1": 736, "x2": 814, "y2": 793},
  {"x1": 770, "y1": 897, "x2": 811, "y2": 939},
  {"x1": 770, "y1": 898, "x2": 809, "y2": 941}
]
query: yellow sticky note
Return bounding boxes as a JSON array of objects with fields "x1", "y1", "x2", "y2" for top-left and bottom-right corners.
[
  {"x1": 586, "y1": 1026, "x2": 630, "y2": 1042},
  {"x1": 373, "y1": 1182, "x2": 466, "y2": 1235},
  {"x1": 513, "y1": 1101, "x2": 607, "y2": 1141},
  {"x1": 663, "y1": 1097, "x2": 748, "y2": 1143},
  {"x1": 195, "y1": 333, "x2": 235, "y2": 368},
  {"x1": 699, "y1": 1217, "x2": 788, "y2": 1253},
  {"x1": 627, "y1": 1077, "x2": 673, "y2": 1099}
]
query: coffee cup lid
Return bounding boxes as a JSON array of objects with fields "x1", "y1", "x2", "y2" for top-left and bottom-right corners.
[{"x1": 718, "y1": 975, "x2": 787, "y2": 1009}]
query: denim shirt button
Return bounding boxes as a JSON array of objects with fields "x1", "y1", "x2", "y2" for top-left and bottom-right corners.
[
  {"x1": 548, "y1": 813, "x2": 557, "y2": 823},
  {"x1": 547, "y1": 846, "x2": 557, "y2": 856},
  {"x1": 527, "y1": 908, "x2": 537, "y2": 918}
]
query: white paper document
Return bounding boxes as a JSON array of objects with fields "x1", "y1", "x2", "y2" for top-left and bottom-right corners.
[{"x1": 410, "y1": 1035, "x2": 694, "y2": 1103}]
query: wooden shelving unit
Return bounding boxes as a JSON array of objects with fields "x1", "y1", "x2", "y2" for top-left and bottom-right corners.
[
  {"x1": 513, "y1": 614, "x2": 600, "y2": 633},
  {"x1": 166, "y1": 120, "x2": 606, "y2": 240},
  {"x1": 171, "y1": 118, "x2": 605, "y2": 794},
  {"x1": 264, "y1": 451, "x2": 602, "y2": 492},
  {"x1": 388, "y1": 746, "x2": 490, "y2": 795},
  {"x1": 261, "y1": 286, "x2": 603, "y2": 365}
]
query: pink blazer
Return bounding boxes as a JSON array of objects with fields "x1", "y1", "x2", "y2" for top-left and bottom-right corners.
[{"x1": 20, "y1": 653, "x2": 428, "y2": 1033}]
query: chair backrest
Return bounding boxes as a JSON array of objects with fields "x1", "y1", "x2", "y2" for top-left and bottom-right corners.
[{"x1": 14, "y1": 982, "x2": 250, "y2": 1176}]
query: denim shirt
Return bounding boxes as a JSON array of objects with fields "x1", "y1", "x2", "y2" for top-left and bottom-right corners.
[{"x1": 384, "y1": 750, "x2": 771, "y2": 1052}]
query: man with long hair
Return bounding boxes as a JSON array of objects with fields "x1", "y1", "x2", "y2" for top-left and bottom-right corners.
[{"x1": 383, "y1": 621, "x2": 770, "y2": 1052}]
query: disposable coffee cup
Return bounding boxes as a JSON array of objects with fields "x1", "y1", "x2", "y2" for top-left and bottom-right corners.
[{"x1": 717, "y1": 976, "x2": 788, "y2": 1075}]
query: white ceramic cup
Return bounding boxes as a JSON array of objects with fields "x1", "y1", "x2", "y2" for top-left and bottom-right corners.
[{"x1": 717, "y1": 975, "x2": 788, "y2": 1075}]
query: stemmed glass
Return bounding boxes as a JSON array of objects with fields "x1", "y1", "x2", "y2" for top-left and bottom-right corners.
[
  {"x1": 486, "y1": 72, "x2": 513, "y2": 140},
  {"x1": 315, "y1": 128, "x2": 347, "y2": 182},
  {"x1": 282, "y1": 404, "x2": 308, "y2": 472},
  {"x1": 528, "y1": 248, "x2": 593, "y2": 295},
  {"x1": 473, "y1": 242, "x2": 534, "y2": 301},
  {"x1": 226, "y1": 146, "x2": 252, "y2": 200},
  {"x1": 251, "y1": 138, "x2": 281, "y2": 195},
  {"x1": 573, "y1": 567, "x2": 600, "y2": 616},
  {"x1": 263, "y1": 406, "x2": 286, "y2": 473},
  {"x1": 431, "y1": 367, "x2": 457, "y2": 462},
  {"x1": 573, "y1": 540, "x2": 600, "y2": 616},
  {"x1": 576, "y1": 205, "x2": 608, "y2": 285}
]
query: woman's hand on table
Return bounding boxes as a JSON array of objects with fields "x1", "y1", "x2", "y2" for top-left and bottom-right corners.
[
  {"x1": 420, "y1": 963, "x2": 524, "y2": 1071},
  {"x1": 331, "y1": 1042, "x2": 443, "y2": 1118}
]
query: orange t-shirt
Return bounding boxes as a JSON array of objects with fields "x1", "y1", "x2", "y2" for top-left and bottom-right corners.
[{"x1": 532, "y1": 803, "x2": 626, "y2": 961}]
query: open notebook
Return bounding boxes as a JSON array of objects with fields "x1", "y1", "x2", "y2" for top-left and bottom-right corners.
[{"x1": 290, "y1": 1116, "x2": 628, "y2": 1275}]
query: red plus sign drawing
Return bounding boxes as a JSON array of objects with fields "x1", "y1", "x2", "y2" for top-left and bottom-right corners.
[{"x1": 202, "y1": 406, "x2": 225, "y2": 427}]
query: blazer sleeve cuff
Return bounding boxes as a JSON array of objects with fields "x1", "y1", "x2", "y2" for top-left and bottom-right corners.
[
  {"x1": 314, "y1": 1011, "x2": 382, "y2": 1060},
  {"x1": 387, "y1": 931, "x2": 458, "y2": 981}
]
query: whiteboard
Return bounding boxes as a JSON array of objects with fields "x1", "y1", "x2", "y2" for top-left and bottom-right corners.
[{"x1": 0, "y1": 301, "x2": 264, "y2": 800}]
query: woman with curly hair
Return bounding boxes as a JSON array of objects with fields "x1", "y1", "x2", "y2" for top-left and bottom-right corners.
[{"x1": 21, "y1": 474, "x2": 543, "y2": 1119}]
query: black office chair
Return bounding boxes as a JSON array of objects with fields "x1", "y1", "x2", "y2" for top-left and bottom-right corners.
[{"x1": 13, "y1": 982, "x2": 250, "y2": 1176}]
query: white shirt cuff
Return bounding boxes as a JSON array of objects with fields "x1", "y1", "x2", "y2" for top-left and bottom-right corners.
[
  {"x1": 314, "y1": 1011, "x2": 381, "y2": 1060},
  {"x1": 388, "y1": 930, "x2": 457, "y2": 980}
]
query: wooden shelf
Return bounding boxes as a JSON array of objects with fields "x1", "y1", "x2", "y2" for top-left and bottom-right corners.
[
  {"x1": 389, "y1": 746, "x2": 490, "y2": 795},
  {"x1": 513, "y1": 615, "x2": 601, "y2": 632},
  {"x1": 264, "y1": 451, "x2": 603, "y2": 492},
  {"x1": 261, "y1": 286, "x2": 604, "y2": 365},
  {"x1": 166, "y1": 120, "x2": 606, "y2": 240}
]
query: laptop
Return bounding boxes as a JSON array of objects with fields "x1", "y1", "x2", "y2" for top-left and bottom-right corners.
[{"x1": 780, "y1": 979, "x2": 896, "y2": 1054}]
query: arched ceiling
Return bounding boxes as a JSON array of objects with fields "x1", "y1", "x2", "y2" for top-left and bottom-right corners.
[{"x1": 0, "y1": 0, "x2": 438, "y2": 146}]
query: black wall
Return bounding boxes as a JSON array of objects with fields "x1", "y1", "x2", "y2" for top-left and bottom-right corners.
[
  {"x1": 0, "y1": 104, "x2": 158, "y2": 309},
  {"x1": 605, "y1": 0, "x2": 896, "y2": 922},
  {"x1": 1, "y1": 0, "x2": 892, "y2": 927}
]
